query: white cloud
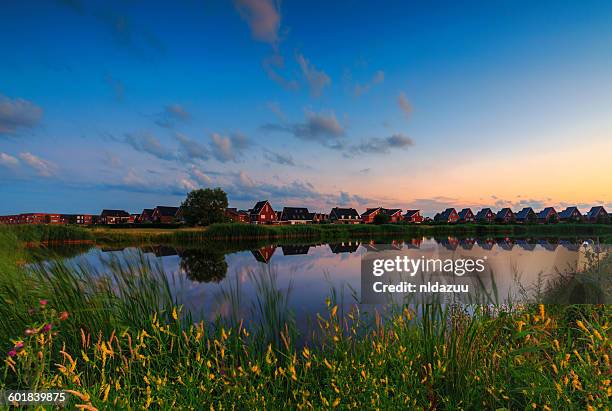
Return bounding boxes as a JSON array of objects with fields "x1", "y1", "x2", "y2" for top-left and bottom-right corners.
[
  {"x1": 0, "y1": 152, "x2": 19, "y2": 168},
  {"x1": 0, "y1": 94, "x2": 43, "y2": 135},
  {"x1": 210, "y1": 132, "x2": 251, "y2": 162},
  {"x1": 18, "y1": 152, "x2": 57, "y2": 177},
  {"x1": 234, "y1": 0, "x2": 281, "y2": 46}
]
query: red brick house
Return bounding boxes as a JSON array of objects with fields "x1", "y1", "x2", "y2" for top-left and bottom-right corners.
[
  {"x1": 434, "y1": 208, "x2": 459, "y2": 223},
  {"x1": 475, "y1": 208, "x2": 495, "y2": 223},
  {"x1": 403, "y1": 210, "x2": 423, "y2": 223},
  {"x1": 537, "y1": 207, "x2": 558, "y2": 223},
  {"x1": 516, "y1": 207, "x2": 537, "y2": 224},
  {"x1": 458, "y1": 208, "x2": 475, "y2": 223},
  {"x1": 309, "y1": 212, "x2": 329, "y2": 223},
  {"x1": 381, "y1": 208, "x2": 403, "y2": 223},
  {"x1": 586, "y1": 206, "x2": 609, "y2": 223},
  {"x1": 152, "y1": 206, "x2": 180, "y2": 224},
  {"x1": 249, "y1": 201, "x2": 277, "y2": 224},
  {"x1": 280, "y1": 207, "x2": 312, "y2": 224},
  {"x1": 558, "y1": 206, "x2": 582, "y2": 223},
  {"x1": 100, "y1": 209, "x2": 130, "y2": 224},
  {"x1": 329, "y1": 207, "x2": 361, "y2": 224},
  {"x1": 495, "y1": 208, "x2": 515, "y2": 223},
  {"x1": 140, "y1": 209, "x2": 154, "y2": 223},
  {"x1": 360, "y1": 207, "x2": 382, "y2": 224},
  {"x1": 225, "y1": 208, "x2": 249, "y2": 223}
]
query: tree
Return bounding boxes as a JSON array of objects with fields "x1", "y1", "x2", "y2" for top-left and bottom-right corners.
[
  {"x1": 179, "y1": 248, "x2": 227, "y2": 283},
  {"x1": 373, "y1": 213, "x2": 390, "y2": 225},
  {"x1": 180, "y1": 188, "x2": 228, "y2": 226}
]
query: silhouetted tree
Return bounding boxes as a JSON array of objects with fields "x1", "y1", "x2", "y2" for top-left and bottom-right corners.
[
  {"x1": 179, "y1": 248, "x2": 227, "y2": 283},
  {"x1": 373, "y1": 213, "x2": 390, "y2": 225},
  {"x1": 180, "y1": 188, "x2": 228, "y2": 226}
]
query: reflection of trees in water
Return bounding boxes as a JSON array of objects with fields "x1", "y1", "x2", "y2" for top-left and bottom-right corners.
[{"x1": 179, "y1": 248, "x2": 228, "y2": 283}]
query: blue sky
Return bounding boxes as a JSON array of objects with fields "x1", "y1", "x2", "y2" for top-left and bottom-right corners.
[{"x1": 1, "y1": 0, "x2": 611, "y2": 215}]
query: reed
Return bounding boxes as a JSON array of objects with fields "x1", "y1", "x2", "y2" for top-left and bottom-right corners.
[{"x1": 0, "y1": 227, "x2": 609, "y2": 408}]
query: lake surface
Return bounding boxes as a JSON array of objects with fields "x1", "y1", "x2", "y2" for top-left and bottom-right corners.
[{"x1": 46, "y1": 236, "x2": 610, "y2": 333}]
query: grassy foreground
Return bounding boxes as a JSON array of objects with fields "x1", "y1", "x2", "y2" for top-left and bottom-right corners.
[{"x1": 0, "y1": 225, "x2": 610, "y2": 409}]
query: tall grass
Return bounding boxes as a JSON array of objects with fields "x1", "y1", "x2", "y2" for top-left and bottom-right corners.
[{"x1": 0, "y1": 226, "x2": 610, "y2": 408}]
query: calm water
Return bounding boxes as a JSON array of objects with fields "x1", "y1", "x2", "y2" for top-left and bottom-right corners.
[{"x1": 48, "y1": 236, "x2": 609, "y2": 331}]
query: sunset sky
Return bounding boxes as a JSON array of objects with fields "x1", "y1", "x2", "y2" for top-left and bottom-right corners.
[{"x1": 1, "y1": 0, "x2": 611, "y2": 216}]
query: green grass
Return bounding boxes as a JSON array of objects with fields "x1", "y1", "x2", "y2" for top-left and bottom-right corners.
[
  {"x1": 0, "y1": 224, "x2": 610, "y2": 408},
  {"x1": 88, "y1": 222, "x2": 612, "y2": 246}
]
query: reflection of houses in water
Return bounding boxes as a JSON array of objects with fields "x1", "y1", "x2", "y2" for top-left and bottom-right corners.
[
  {"x1": 559, "y1": 239, "x2": 580, "y2": 251},
  {"x1": 496, "y1": 237, "x2": 515, "y2": 251},
  {"x1": 477, "y1": 238, "x2": 496, "y2": 250},
  {"x1": 405, "y1": 238, "x2": 422, "y2": 249},
  {"x1": 281, "y1": 245, "x2": 311, "y2": 256},
  {"x1": 537, "y1": 239, "x2": 558, "y2": 251},
  {"x1": 251, "y1": 245, "x2": 277, "y2": 263},
  {"x1": 515, "y1": 239, "x2": 536, "y2": 251},
  {"x1": 459, "y1": 238, "x2": 476, "y2": 250},
  {"x1": 438, "y1": 237, "x2": 459, "y2": 251},
  {"x1": 328, "y1": 241, "x2": 361, "y2": 254},
  {"x1": 362, "y1": 240, "x2": 402, "y2": 252}
]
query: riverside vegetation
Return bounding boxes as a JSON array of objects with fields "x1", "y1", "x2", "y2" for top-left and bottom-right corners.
[
  {"x1": 80, "y1": 221, "x2": 612, "y2": 245},
  {"x1": 0, "y1": 225, "x2": 610, "y2": 409}
]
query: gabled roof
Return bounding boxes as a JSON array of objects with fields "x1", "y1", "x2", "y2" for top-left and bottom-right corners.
[
  {"x1": 141, "y1": 208, "x2": 154, "y2": 215},
  {"x1": 475, "y1": 208, "x2": 494, "y2": 219},
  {"x1": 251, "y1": 201, "x2": 270, "y2": 214},
  {"x1": 281, "y1": 207, "x2": 311, "y2": 221},
  {"x1": 361, "y1": 207, "x2": 382, "y2": 217},
  {"x1": 496, "y1": 208, "x2": 513, "y2": 219},
  {"x1": 100, "y1": 209, "x2": 130, "y2": 217},
  {"x1": 587, "y1": 206, "x2": 608, "y2": 219},
  {"x1": 381, "y1": 208, "x2": 402, "y2": 216},
  {"x1": 438, "y1": 208, "x2": 456, "y2": 220},
  {"x1": 558, "y1": 206, "x2": 580, "y2": 219},
  {"x1": 404, "y1": 209, "x2": 420, "y2": 217},
  {"x1": 516, "y1": 207, "x2": 535, "y2": 219},
  {"x1": 458, "y1": 208, "x2": 473, "y2": 219},
  {"x1": 537, "y1": 207, "x2": 557, "y2": 219},
  {"x1": 330, "y1": 207, "x2": 360, "y2": 218},
  {"x1": 154, "y1": 206, "x2": 179, "y2": 217}
]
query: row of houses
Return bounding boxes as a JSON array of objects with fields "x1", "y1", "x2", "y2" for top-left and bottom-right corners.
[
  {"x1": 432, "y1": 206, "x2": 609, "y2": 224},
  {"x1": 1, "y1": 201, "x2": 609, "y2": 226},
  {"x1": 229, "y1": 201, "x2": 609, "y2": 225},
  {"x1": 0, "y1": 205, "x2": 183, "y2": 226}
]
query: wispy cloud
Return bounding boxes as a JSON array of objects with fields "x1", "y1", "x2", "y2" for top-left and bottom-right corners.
[
  {"x1": 262, "y1": 54, "x2": 300, "y2": 91},
  {"x1": 156, "y1": 104, "x2": 191, "y2": 128},
  {"x1": 296, "y1": 53, "x2": 331, "y2": 97},
  {"x1": 354, "y1": 70, "x2": 384, "y2": 96},
  {"x1": 398, "y1": 91, "x2": 412, "y2": 118},
  {"x1": 0, "y1": 152, "x2": 19, "y2": 168},
  {"x1": 190, "y1": 166, "x2": 212, "y2": 185},
  {"x1": 210, "y1": 132, "x2": 251, "y2": 162},
  {"x1": 175, "y1": 133, "x2": 209, "y2": 162},
  {"x1": 352, "y1": 133, "x2": 415, "y2": 155},
  {"x1": 262, "y1": 110, "x2": 345, "y2": 147},
  {"x1": 125, "y1": 132, "x2": 174, "y2": 160},
  {"x1": 0, "y1": 94, "x2": 43, "y2": 136},
  {"x1": 18, "y1": 152, "x2": 58, "y2": 177},
  {"x1": 234, "y1": 0, "x2": 281, "y2": 47},
  {"x1": 263, "y1": 150, "x2": 296, "y2": 166}
]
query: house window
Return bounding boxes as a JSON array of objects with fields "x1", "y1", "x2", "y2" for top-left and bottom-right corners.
[{"x1": 262, "y1": 214, "x2": 266, "y2": 219}]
